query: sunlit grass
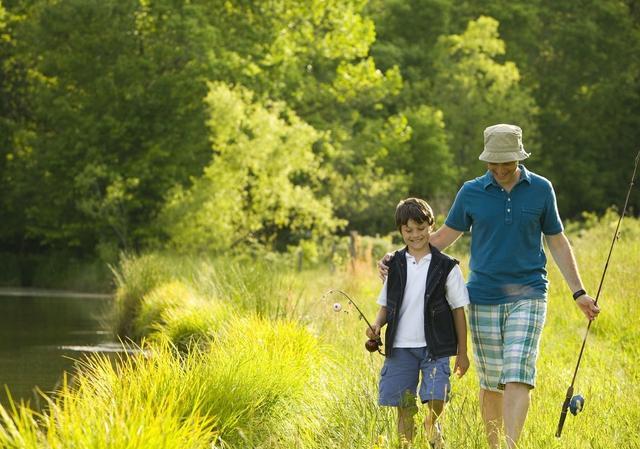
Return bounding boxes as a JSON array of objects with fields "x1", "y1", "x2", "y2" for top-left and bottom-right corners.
[{"x1": 1, "y1": 215, "x2": 638, "y2": 448}]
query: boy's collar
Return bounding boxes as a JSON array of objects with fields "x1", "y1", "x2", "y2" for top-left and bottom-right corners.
[
  {"x1": 400, "y1": 244, "x2": 440, "y2": 259},
  {"x1": 405, "y1": 251, "x2": 432, "y2": 261}
]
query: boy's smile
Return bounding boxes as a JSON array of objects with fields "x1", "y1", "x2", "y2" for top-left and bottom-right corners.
[{"x1": 400, "y1": 219, "x2": 431, "y2": 256}]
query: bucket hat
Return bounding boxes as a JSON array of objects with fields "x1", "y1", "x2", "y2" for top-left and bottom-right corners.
[{"x1": 479, "y1": 124, "x2": 530, "y2": 163}]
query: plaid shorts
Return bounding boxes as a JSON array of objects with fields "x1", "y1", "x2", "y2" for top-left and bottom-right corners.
[{"x1": 469, "y1": 299, "x2": 547, "y2": 392}]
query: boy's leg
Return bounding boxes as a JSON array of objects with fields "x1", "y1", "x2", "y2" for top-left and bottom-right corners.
[
  {"x1": 397, "y1": 405, "x2": 417, "y2": 445},
  {"x1": 418, "y1": 354, "x2": 450, "y2": 448},
  {"x1": 424, "y1": 400, "x2": 444, "y2": 448},
  {"x1": 378, "y1": 348, "x2": 422, "y2": 445}
]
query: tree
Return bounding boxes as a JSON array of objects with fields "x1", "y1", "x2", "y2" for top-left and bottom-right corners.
[
  {"x1": 161, "y1": 82, "x2": 342, "y2": 253},
  {"x1": 447, "y1": 0, "x2": 640, "y2": 216},
  {"x1": 3, "y1": 0, "x2": 406, "y2": 257},
  {"x1": 0, "y1": 1, "x2": 35, "y2": 255},
  {"x1": 429, "y1": 16, "x2": 538, "y2": 181}
]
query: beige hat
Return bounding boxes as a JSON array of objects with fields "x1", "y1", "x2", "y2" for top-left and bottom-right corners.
[{"x1": 479, "y1": 124, "x2": 530, "y2": 163}]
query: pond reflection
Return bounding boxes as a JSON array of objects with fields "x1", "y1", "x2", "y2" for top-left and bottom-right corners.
[{"x1": 0, "y1": 291, "x2": 115, "y2": 408}]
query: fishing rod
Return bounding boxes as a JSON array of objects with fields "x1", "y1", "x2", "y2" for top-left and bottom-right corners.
[
  {"x1": 555, "y1": 150, "x2": 640, "y2": 438},
  {"x1": 323, "y1": 289, "x2": 385, "y2": 355}
]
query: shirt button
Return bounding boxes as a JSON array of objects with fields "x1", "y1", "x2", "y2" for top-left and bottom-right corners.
[
  {"x1": 507, "y1": 208, "x2": 511, "y2": 212},
  {"x1": 508, "y1": 198, "x2": 511, "y2": 201}
]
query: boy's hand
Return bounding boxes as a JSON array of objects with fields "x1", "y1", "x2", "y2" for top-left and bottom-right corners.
[
  {"x1": 454, "y1": 353, "x2": 469, "y2": 378},
  {"x1": 377, "y1": 253, "x2": 393, "y2": 281},
  {"x1": 366, "y1": 323, "x2": 382, "y2": 340}
]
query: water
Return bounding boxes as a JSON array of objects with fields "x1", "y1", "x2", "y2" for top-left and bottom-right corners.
[{"x1": 0, "y1": 289, "x2": 115, "y2": 408}]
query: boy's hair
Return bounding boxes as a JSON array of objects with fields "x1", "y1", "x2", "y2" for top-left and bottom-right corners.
[{"x1": 395, "y1": 197, "x2": 435, "y2": 230}]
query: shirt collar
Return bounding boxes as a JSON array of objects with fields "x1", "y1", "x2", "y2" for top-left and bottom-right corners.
[
  {"x1": 405, "y1": 251, "x2": 432, "y2": 263},
  {"x1": 482, "y1": 164, "x2": 532, "y2": 189}
]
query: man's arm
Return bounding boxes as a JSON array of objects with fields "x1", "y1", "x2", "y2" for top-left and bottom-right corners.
[
  {"x1": 452, "y1": 307, "x2": 469, "y2": 377},
  {"x1": 545, "y1": 232, "x2": 600, "y2": 320},
  {"x1": 377, "y1": 225, "x2": 464, "y2": 280},
  {"x1": 430, "y1": 224, "x2": 464, "y2": 251}
]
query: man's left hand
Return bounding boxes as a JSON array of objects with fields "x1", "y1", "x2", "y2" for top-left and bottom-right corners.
[{"x1": 575, "y1": 294, "x2": 600, "y2": 321}]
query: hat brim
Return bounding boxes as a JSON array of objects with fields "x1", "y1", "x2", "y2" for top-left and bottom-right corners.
[{"x1": 478, "y1": 150, "x2": 530, "y2": 163}]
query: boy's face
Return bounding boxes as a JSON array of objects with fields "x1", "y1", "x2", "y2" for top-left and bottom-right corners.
[{"x1": 400, "y1": 218, "x2": 431, "y2": 254}]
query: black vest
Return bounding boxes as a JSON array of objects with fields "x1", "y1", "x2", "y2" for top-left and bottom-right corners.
[{"x1": 384, "y1": 245, "x2": 459, "y2": 358}]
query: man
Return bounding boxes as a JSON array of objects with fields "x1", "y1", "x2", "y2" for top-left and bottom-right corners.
[{"x1": 378, "y1": 124, "x2": 600, "y2": 449}]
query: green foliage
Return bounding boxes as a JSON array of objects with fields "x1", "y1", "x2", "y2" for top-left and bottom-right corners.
[
  {"x1": 112, "y1": 252, "x2": 176, "y2": 337},
  {"x1": 367, "y1": 0, "x2": 453, "y2": 76},
  {"x1": 0, "y1": 0, "x2": 386, "y2": 258},
  {"x1": 0, "y1": 343, "x2": 218, "y2": 449},
  {"x1": 199, "y1": 317, "x2": 320, "y2": 445},
  {"x1": 429, "y1": 16, "x2": 538, "y2": 180},
  {"x1": 0, "y1": 317, "x2": 321, "y2": 449},
  {"x1": 446, "y1": 0, "x2": 640, "y2": 216},
  {"x1": 133, "y1": 279, "x2": 233, "y2": 350},
  {"x1": 162, "y1": 82, "x2": 343, "y2": 253},
  {"x1": 381, "y1": 106, "x2": 458, "y2": 206},
  {"x1": 133, "y1": 280, "x2": 193, "y2": 339},
  {"x1": 1, "y1": 0, "x2": 639, "y2": 269}
]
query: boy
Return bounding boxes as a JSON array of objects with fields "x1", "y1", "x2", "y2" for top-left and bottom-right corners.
[{"x1": 367, "y1": 197, "x2": 469, "y2": 448}]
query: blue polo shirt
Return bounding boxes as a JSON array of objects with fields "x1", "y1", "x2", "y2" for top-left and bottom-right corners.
[{"x1": 445, "y1": 165, "x2": 563, "y2": 305}]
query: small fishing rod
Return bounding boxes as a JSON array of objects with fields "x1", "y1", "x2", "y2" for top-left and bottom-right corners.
[
  {"x1": 556, "y1": 150, "x2": 640, "y2": 438},
  {"x1": 323, "y1": 289, "x2": 385, "y2": 355}
]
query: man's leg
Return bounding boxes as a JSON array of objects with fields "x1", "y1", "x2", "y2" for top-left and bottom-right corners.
[
  {"x1": 503, "y1": 382, "x2": 530, "y2": 448},
  {"x1": 479, "y1": 388, "x2": 503, "y2": 449},
  {"x1": 500, "y1": 299, "x2": 546, "y2": 448}
]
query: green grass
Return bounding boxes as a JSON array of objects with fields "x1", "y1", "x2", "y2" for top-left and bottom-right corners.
[{"x1": 1, "y1": 215, "x2": 639, "y2": 448}]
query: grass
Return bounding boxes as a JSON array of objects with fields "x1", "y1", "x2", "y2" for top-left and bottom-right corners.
[{"x1": 1, "y1": 215, "x2": 639, "y2": 448}]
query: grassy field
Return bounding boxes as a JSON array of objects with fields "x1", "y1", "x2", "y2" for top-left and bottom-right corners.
[{"x1": 0, "y1": 214, "x2": 638, "y2": 448}]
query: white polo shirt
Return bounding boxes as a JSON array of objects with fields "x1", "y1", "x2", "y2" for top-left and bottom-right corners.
[{"x1": 377, "y1": 252, "x2": 469, "y2": 348}]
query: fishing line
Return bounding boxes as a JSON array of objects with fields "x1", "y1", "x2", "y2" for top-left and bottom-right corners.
[{"x1": 323, "y1": 289, "x2": 385, "y2": 355}]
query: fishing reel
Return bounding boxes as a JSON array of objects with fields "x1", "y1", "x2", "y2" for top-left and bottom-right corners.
[
  {"x1": 365, "y1": 337, "x2": 383, "y2": 353},
  {"x1": 569, "y1": 394, "x2": 585, "y2": 416}
]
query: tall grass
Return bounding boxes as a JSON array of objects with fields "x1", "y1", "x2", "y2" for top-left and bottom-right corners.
[
  {"x1": 0, "y1": 315, "x2": 321, "y2": 448},
  {"x1": 1, "y1": 215, "x2": 639, "y2": 448}
]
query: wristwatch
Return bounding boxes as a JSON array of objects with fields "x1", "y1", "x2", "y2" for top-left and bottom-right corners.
[{"x1": 572, "y1": 289, "x2": 587, "y2": 300}]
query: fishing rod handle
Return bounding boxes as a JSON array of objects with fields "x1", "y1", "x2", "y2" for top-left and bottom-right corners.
[{"x1": 555, "y1": 385, "x2": 574, "y2": 438}]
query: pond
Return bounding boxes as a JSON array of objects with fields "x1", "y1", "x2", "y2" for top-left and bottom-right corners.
[{"x1": 0, "y1": 289, "x2": 115, "y2": 409}]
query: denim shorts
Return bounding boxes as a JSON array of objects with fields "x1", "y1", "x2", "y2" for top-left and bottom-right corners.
[
  {"x1": 469, "y1": 299, "x2": 547, "y2": 392},
  {"x1": 378, "y1": 347, "x2": 451, "y2": 407}
]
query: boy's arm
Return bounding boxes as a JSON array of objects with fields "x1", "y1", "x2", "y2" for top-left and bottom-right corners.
[
  {"x1": 452, "y1": 307, "x2": 469, "y2": 377},
  {"x1": 366, "y1": 306, "x2": 387, "y2": 339}
]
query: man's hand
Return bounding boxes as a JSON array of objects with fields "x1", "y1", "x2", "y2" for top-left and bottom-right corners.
[
  {"x1": 377, "y1": 252, "x2": 393, "y2": 281},
  {"x1": 575, "y1": 294, "x2": 600, "y2": 321},
  {"x1": 454, "y1": 353, "x2": 469, "y2": 378}
]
